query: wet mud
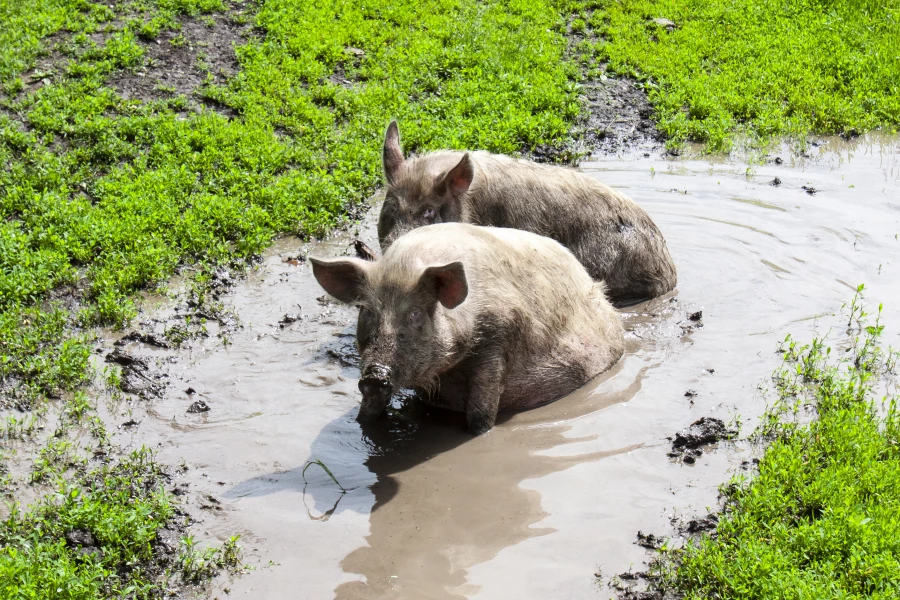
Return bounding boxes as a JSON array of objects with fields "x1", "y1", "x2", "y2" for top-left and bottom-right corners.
[
  {"x1": 105, "y1": 348, "x2": 168, "y2": 398},
  {"x1": 532, "y1": 75, "x2": 661, "y2": 162},
  {"x1": 578, "y1": 77, "x2": 662, "y2": 155},
  {"x1": 95, "y1": 134, "x2": 900, "y2": 599},
  {"x1": 666, "y1": 417, "x2": 737, "y2": 464}
]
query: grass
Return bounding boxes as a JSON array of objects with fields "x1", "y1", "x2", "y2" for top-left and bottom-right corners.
[
  {"x1": 0, "y1": 448, "x2": 241, "y2": 599},
  {"x1": 652, "y1": 291, "x2": 900, "y2": 598},
  {"x1": 584, "y1": 0, "x2": 900, "y2": 150},
  {"x1": 0, "y1": 0, "x2": 587, "y2": 595}
]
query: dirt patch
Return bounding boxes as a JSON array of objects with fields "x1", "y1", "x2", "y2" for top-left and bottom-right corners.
[
  {"x1": 326, "y1": 47, "x2": 366, "y2": 89},
  {"x1": 14, "y1": 30, "x2": 72, "y2": 97},
  {"x1": 109, "y1": 5, "x2": 255, "y2": 112},
  {"x1": 532, "y1": 16, "x2": 662, "y2": 162},
  {"x1": 532, "y1": 73, "x2": 661, "y2": 162},
  {"x1": 580, "y1": 76, "x2": 662, "y2": 154}
]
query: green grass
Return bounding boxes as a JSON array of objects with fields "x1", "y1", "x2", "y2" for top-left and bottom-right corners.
[
  {"x1": 588, "y1": 0, "x2": 900, "y2": 150},
  {"x1": 0, "y1": 447, "x2": 241, "y2": 599},
  {"x1": 0, "y1": 450, "x2": 175, "y2": 599},
  {"x1": 655, "y1": 293, "x2": 900, "y2": 598}
]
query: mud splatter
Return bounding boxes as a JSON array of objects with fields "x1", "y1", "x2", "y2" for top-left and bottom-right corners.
[{"x1": 104, "y1": 348, "x2": 167, "y2": 398}]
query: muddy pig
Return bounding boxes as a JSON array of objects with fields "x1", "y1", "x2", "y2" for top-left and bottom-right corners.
[
  {"x1": 310, "y1": 223, "x2": 624, "y2": 434},
  {"x1": 378, "y1": 121, "x2": 677, "y2": 305}
]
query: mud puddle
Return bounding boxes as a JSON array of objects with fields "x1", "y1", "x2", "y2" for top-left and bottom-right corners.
[{"x1": 100, "y1": 134, "x2": 900, "y2": 599}]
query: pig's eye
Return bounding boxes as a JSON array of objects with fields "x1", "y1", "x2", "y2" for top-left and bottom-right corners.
[
  {"x1": 422, "y1": 208, "x2": 436, "y2": 222},
  {"x1": 408, "y1": 308, "x2": 423, "y2": 326}
]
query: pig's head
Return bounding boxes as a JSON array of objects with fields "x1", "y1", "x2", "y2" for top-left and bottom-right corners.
[
  {"x1": 378, "y1": 120, "x2": 474, "y2": 249},
  {"x1": 309, "y1": 255, "x2": 469, "y2": 421}
]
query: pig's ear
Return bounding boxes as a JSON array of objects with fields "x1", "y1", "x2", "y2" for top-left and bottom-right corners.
[
  {"x1": 383, "y1": 120, "x2": 404, "y2": 185},
  {"x1": 436, "y1": 153, "x2": 474, "y2": 200},
  {"x1": 309, "y1": 257, "x2": 370, "y2": 304},
  {"x1": 419, "y1": 261, "x2": 468, "y2": 309}
]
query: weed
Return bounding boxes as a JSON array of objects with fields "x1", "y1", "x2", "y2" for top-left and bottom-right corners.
[
  {"x1": 302, "y1": 458, "x2": 346, "y2": 492},
  {"x1": 30, "y1": 438, "x2": 85, "y2": 483},
  {"x1": 178, "y1": 533, "x2": 242, "y2": 583}
]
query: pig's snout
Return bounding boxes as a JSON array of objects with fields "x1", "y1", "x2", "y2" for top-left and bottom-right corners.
[
  {"x1": 357, "y1": 365, "x2": 393, "y2": 421},
  {"x1": 358, "y1": 376, "x2": 392, "y2": 399}
]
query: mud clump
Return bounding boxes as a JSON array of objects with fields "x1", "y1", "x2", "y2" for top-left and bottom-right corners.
[
  {"x1": 206, "y1": 268, "x2": 236, "y2": 296},
  {"x1": 115, "y1": 330, "x2": 171, "y2": 349},
  {"x1": 199, "y1": 494, "x2": 222, "y2": 511},
  {"x1": 65, "y1": 529, "x2": 98, "y2": 556},
  {"x1": 683, "y1": 514, "x2": 718, "y2": 536},
  {"x1": 678, "y1": 310, "x2": 704, "y2": 336},
  {"x1": 667, "y1": 417, "x2": 737, "y2": 464},
  {"x1": 187, "y1": 399, "x2": 210, "y2": 413},
  {"x1": 105, "y1": 349, "x2": 167, "y2": 398},
  {"x1": 635, "y1": 531, "x2": 664, "y2": 550},
  {"x1": 279, "y1": 313, "x2": 301, "y2": 327}
]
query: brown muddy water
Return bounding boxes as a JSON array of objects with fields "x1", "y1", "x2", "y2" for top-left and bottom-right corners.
[{"x1": 104, "y1": 135, "x2": 900, "y2": 599}]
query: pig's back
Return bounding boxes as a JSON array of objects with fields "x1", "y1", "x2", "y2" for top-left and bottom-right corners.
[
  {"x1": 383, "y1": 223, "x2": 594, "y2": 296},
  {"x1": 464, "y1": 152, "x2": 676, "y2": 303}
]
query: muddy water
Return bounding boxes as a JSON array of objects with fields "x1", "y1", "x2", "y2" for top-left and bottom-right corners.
[{"x1": 110, "y1": 135, "x2": 900, "y2": 599}]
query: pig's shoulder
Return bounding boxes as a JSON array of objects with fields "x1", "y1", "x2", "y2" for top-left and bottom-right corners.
[{"x1": 388, "y1": 223, "x2": 551, "y2": 254}]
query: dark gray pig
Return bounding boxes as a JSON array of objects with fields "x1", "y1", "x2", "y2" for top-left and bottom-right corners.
[
  {"x1": 378, "y1": 121, "x2": 677, "y2": 305},
  {"x1": 310, "y1": 223, "x2": 624, "y2": 434}
]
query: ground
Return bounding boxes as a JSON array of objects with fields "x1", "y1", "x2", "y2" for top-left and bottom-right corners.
[{"x1": 1, "y1": 0, "x2": 899, "y2": 597}]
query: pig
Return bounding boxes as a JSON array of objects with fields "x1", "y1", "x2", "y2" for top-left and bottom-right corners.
[
  {"x1": 378, "y1": 121, "x2": 677, "y2": 305},
  {"x1": 310, "y1": 223, "x2": 624, "y2": 434}
]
